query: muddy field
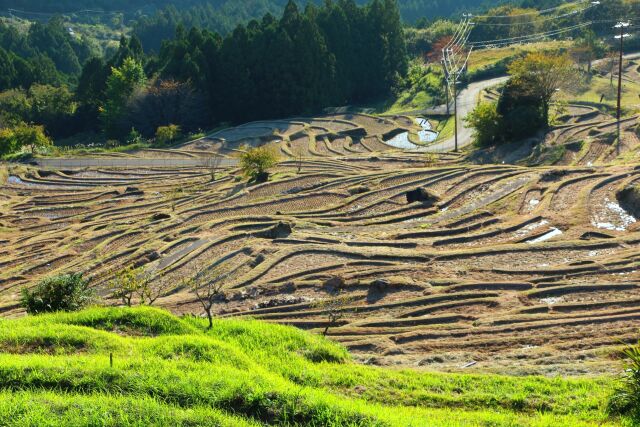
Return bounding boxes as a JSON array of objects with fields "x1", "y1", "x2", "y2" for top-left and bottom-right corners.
[{"x1": 2, "y1": 111, "x2": 640, "y2": 376}]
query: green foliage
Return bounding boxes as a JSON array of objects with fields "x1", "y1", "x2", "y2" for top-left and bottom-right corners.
[
  {"x1": 0, "y1": 122, "x2": 52, "y2": 156},
  {"x1": 573, "y1": 30, "x2": 607, "y2": 73},
  {"x1": 127, "y1": 80, "x2": 209, "y2": 137},
  {"x1": 155, "y1": 124, "x2": 181, "y2": 145},
  {"x1": 609, "y1": 343, "x2": 640, "y2": 421},
  {"x1": 158, "y1": 0, "x2": 407, "y2": 123},
  {"x1": 405, "y1": 60, "x2": 443, "y2": 98},
  {"x1": 3, "y1": 1, "x2": 408, "y2": 139},
  {"x1": 100, "y1": 57, "x2": 146, "y2": 138},
  {"x1": 466, "y1": 102, "x2": 502, "y2": 147},
  {"x1": 0, "y1": 89, "x2": 30, "y2": 125},
  {"x1": 0, "y1": 85, "x2": 77, "y2": 137},
  {"x1": 28, "y1": 84, "x2": 77, "y2": 130},
  {"x1": 496, "y1": 76, "x2": 546, "y2": 141},
  {"x1": 0, "y1": 306, "x2": 621, "y2": 425},
  {"x1": 13, "y1": 122, "x2": 52, "y2": 154},
  {"x1": 126, "y1": 128, "x2": 143, "y2": 145},
  {"x1": 20, "y1": 273, "x2": 94, "y2": 315},
  {"x1": 469, "y1": 52, "x2": 576, "y2": 148},
  {"x1": 405, "y1": 20, "x2": 456, "y2": 57},
  {"x1": 0, "y1": 127, "x2": 19, "y2": 157},
  {"x1": 111, "y1": 266, "x2": 148, "y2": 307},
  {"x1": 239, "y1": 145, "x2": 279, "y2": 180},
  {"x1": 508, "y1": 52, "x2": 574, "y2": 126},
  {"x1": 0, "y1": 17, "x2": 97, "y2": 89}
]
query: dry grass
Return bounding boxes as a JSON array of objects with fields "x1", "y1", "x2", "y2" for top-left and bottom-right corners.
[{"x1": 1, "y1": 110, "x2": 640, "y2": 378}]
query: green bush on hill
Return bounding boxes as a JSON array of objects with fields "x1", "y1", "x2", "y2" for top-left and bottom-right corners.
[
  {"x1": 239, "y1": 145, "x2": 279, "y2": 182},
  {"x1": 20, "y1": 273, "x2": 94, "y2": 314}
]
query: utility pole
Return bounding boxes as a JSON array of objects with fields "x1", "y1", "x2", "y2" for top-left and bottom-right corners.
[
  {"x1": 453, "y1": 79, "x2": 458, "y2": 152},
  {"x1": 442, "y1": 60, "x2": 450, "y2": 115},
  {"x1": 614, "y1": 22, "x2": 630, "y2": 143},
  {"x1": 441, "y1": 14, "x2": 473, "y2": 153}
]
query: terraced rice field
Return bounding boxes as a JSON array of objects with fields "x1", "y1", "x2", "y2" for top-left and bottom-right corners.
[{"x1": 1, "y1": 111, "x2": 640, "y2": 377}]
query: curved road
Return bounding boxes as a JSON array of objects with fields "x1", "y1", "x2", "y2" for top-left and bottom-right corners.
[
  {"x1": 35, "y1": 157, "x2": 238, "y2": 169},
  {"x1": 34, "y1": 76, "x2": 509, "y2": 169},
  {"x1": 424, "y1": 76, "x2": 508, "y2": 152}
]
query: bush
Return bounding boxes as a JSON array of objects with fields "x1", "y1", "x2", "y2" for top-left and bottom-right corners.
[
  {"x1": 0, "y1": 127, "x2": 18, "y2": 157},
  {"x1": 20, "y1": 273, "x2": 94, "y2": 314},
  {"x1": 497, "y1": 77, "x2": 545, "y2": 141},
  {"x1": 155, "y1": 124, "x2": 181, "y2": 146},
  {"x1": 126, "y1": 128, "x2": 143, "y2": 145},
  {"x1": 465, "y1": 102, "x2": 502, "y2": 147},
  {"x1": 239, "y1": 145, "x2": 279, "y2": 182},
  {"x1": 609, "y1": 344, "x2": 640, "y2": 420}
]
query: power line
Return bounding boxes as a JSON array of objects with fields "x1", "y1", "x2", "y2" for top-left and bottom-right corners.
[
  {"x1": 469, "y1": 22, "x2": 594, "y2": 48},
  {"x1": 441, "y1": 14, "x2": 475, "y2": 152}
]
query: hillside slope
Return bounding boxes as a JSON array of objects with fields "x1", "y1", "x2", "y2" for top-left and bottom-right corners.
[
  {"x1": 0, "y1": 306, "x2": 620, "y2": 426},
  {"x1": 1, "y1": 0, "x2": 538, "y2": 23}
]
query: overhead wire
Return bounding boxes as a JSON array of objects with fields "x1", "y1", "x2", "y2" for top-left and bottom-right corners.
[{"x1": 469, "y1": 21, "x2": 594, "y2": 47}]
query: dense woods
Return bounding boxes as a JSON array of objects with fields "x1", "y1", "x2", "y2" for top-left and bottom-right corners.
[
  {"x1": 0, "y1": 0, "x2": 407, "y2": 144},
  {"x1": 151, "y1": 0, "x2": 406, "y2": 125},
  {"x1": 0, "y1": 17, "x2": 98, "y2": 90}
]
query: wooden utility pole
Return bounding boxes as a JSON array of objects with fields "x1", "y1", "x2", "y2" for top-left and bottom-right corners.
[
  {"x1": 453, "y1": 79, "x2": 458, "y2": 152},
  {"x1": 442, "y1": 61, "x2": 450, "y2": 115}
]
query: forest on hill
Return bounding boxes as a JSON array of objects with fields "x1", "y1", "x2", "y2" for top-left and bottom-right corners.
[
  {"x1": 0, "y1": 0, "x2": 637, "y2": 152},
  {"x1": 0, "y1": 0, "x2": 407, "y2": 144}
]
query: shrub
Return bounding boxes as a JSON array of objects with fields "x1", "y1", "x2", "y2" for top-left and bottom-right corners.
[
  {"x1": 239, "y1": 145, "x2": 279, "y2": 182},
  {"x1": 0, "y1": 123, "x2": 52, "y2": 157},
  {"x1": 0, "y1": 127, "x2": 18, "y2": 157},
  {"x1": 609, "y1": 344, "x2": 640, "y2": 420},
  {"x1": 126, "y1": 128, "x2": 143, "y2": 145},
  {"x1": 155, "y1": 124, "x2": 181, "y2": 145},
  {"x1": 0, "y1": 164, "x2": 7, "y2": 184},
  {"x1": 20, "y1": 273, "x2": 94, "y2": 314},
  {"x1": 424, "y1": 152, "x2": 437, "y2": 167},
  {"x1": 465, "y1": 102, "x2": 503, "y2": 147}
]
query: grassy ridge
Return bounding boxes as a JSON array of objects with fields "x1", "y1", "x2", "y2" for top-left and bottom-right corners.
[{"x1": 0, "y1": 307, "x2": 623, "y2": 426}]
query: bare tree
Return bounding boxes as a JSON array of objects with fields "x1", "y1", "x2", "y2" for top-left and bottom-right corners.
[
  {"x1": 110, "y1": 266, "x2": 169, "y2": 306},
  {"x1": 165, "y1": 187, "x2": 183, "y2": 212},
  {"x1": 201, "y1": 147, "x2": 224, "y2": 181},
  {"x1": 184, "y1": 259, "x2": 246, "y2": 329},
  {"x1": 313, "y1": 282, "x2": 356, "y2": 336}
]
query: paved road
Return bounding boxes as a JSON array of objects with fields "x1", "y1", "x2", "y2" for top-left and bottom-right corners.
[
  {"x1": 33, "y1": 76, "x2": 510, "y2": 169},
  {"x1": 35, "y1": 157, "x2": 239, "y2": 169},
  {"x1": 425, "y1": 76, "x2": 509, "y2": 153},
  {"x1": 592, "y1": 52, "x2": 640, "y2": 68}
]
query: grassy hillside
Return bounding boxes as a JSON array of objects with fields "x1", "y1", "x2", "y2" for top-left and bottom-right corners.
[{"x1": 0, "y1": 306, "x2": 624, "y2": 426}]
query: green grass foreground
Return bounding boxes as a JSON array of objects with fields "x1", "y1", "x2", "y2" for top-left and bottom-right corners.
[{"x1": 0, "y1": 306, "x2": 628, "y2": 426}]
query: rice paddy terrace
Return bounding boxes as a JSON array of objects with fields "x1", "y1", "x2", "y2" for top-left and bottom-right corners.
[{"x1": 2, "y1": 111, "x2": 640, "y2": 377}]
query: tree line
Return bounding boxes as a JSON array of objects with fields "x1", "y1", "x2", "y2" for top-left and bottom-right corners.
[
  {"x1": 152, "y1": 0, "x2": 406, "y2": 125},
  {"x1": 1, "y1": 0, "x2": 406, "y2": 147}
]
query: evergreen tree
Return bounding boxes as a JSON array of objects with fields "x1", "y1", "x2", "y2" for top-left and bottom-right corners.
[{"x1": 100, "y1": 57, "x2": 147, "y2": 138}]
